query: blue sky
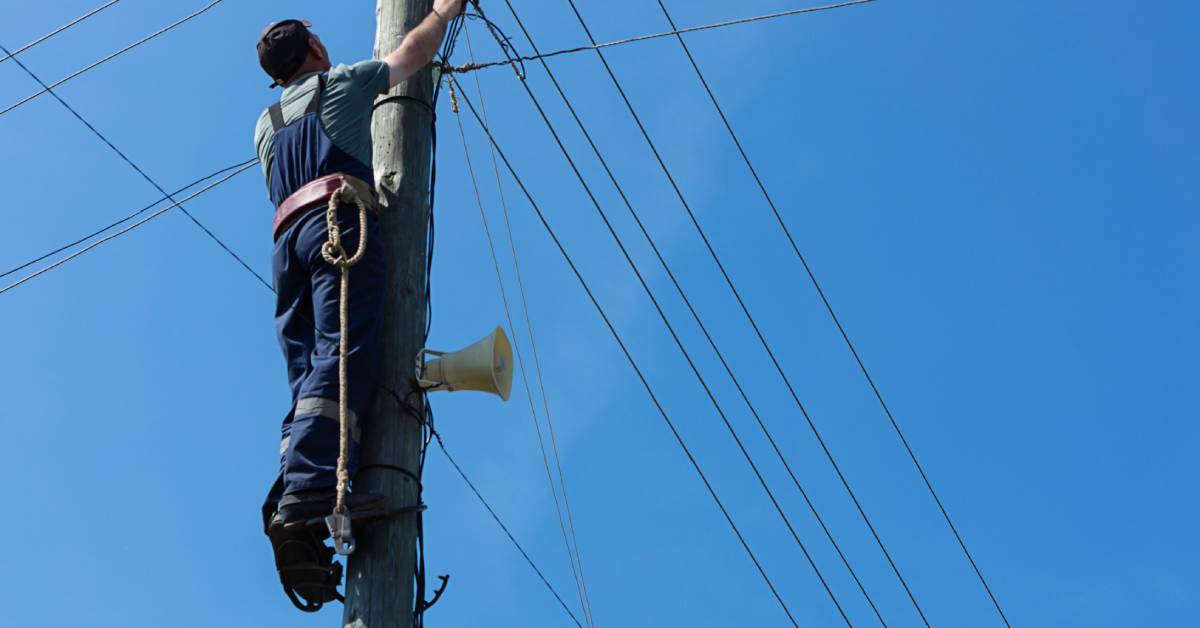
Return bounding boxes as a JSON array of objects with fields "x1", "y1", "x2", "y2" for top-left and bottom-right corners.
[{"x1": 1, "y1": 1, "x2": 1196, "y2": 626}]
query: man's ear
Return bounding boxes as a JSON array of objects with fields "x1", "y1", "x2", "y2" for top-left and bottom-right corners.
[{"x1": 308, "y1": 36, "x2": 326, "y2": 62}]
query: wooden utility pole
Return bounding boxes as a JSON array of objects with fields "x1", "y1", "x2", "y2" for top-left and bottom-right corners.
[{"x1": 343, "y1": 0, "x2": 435, "y2": 626}]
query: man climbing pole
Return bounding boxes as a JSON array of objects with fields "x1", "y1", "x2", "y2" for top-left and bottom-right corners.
[{"x1": 253, "y1": 1, "x2": 463, "y2": 611}]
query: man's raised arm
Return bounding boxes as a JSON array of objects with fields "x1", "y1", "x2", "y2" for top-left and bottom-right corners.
[{"x1": 383, "y1": 0, "x2": 464, "y2": 87}]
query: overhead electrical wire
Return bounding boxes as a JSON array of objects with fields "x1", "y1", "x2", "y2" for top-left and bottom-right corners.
[
  {"x1": 0, "y1": 0, "x2": 122, "y2": 64},
  {"x1": 556, "y1": 1, "x2": 932, "y2": 625},
  {"x1": 650, "y1": 1, "x2": 1010, "y2": 625},
  {"x1": 0, "y1": 40, "x2": 271, "y2": 292},
  {"x1": 0, "y1": 158, "x2": 257, "y2": 282},
  {"x1": 459, "y1": 25, "x2": 598, "y2": 627},
  {"x1": 434, "y1": 433, "x2": 585, "y2": 628},
  {"x1": 0, "y1": 0, "x2": 1008, "y2": 623},
  {"x1": 451, "y1": 75, "x2": 596, "y2": 628},
  {"x1": 441, "y1": 0, "x2": 877, "y2": 75},
  {"x1": 492, "y1": 2, "x2": 887, "y2": 624},
  {"x1": 461, "y1": 25, "x2": 598, "y2": 627},
  {"x1": 0, "y1": 161, "x2": 256, "y2": 296},
  {"x1": 450, "y1": 76, "x2": 801, "y2": 627},
  {"x1": 471, "y1": 3, "x2": 869, "y2": 623},
  {"x1": 468, "y1": 6, "x2": 859, "y2": 624},
  {"x1": 0, "y1": 0, "x2": 228, "y2": 119}
]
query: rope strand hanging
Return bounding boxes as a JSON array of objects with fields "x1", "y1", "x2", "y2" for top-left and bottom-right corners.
[{"x1": 319, "y1": 181, "x2": 374, "y2": 555}]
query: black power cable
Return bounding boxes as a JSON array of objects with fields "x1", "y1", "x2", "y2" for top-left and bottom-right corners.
[
  {"x1": 464, "y1": 20, "x2": 598, "y2": 625},
  {"x1": 0, "y1": 0, "x2": 122, "y2": 64},
  {"x1": 555, "y1": 1, "x2": 933, "y2": 625},
  {"x1": 451, "y1": 52, "x2": 596, "y2": 626},
  {"x1": 0, "y1": 0, "x2": 229, "y2": 119},
  {"x1": 0, "y1": 158, "x2": 257, "y2": 282},
  {"x1": 492, "y1": 2, "x2": 889, "y2": 624},
  {"x1": 409, "y1": 9, "x2": 470, "y2": 623},
  {"x1": 652, "y1": 1, "x2": 1011, "y2": 624},
  {"x1": 0, "y1": 41, "x2": 271, "y2": 292},
  {"x1": 0, "y1": 162, "x2": 257, "y2": 296},
  {"x1": 468, "y1": 6, "x2": 858, "y2": 624},
  {"x1": 434, "y1": 432, "x2": 584, "y2": 628},
  {"x1": 442, "y1": 1, "x2": 878, "y2": 75},
  {"x1": 451, "y1": 76, "x2": 802, "y2": 627}
]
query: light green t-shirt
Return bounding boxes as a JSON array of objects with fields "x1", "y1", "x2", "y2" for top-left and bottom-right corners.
[{"x1": 254, "y1": 59, "x2": 390, "y2": 194}]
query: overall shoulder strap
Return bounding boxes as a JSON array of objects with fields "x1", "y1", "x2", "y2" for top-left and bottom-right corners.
[
  {"x1": 304, "y1": 74, "x2": 326, "y2": 115},
  {"x1": 268, "y1": 101, "x2": 285, "y2": 132},
  {"x1": 268, "y1": 74, "x2": 325, "y2": 132}
]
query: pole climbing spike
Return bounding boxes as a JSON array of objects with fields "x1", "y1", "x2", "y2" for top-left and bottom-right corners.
[{"x1": 326, "y1": 512, "x2": 356, "y2": 555}]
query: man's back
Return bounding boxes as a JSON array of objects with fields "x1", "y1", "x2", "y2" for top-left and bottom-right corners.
[{"x1": 253, "y1": 60, "x2": 390, "y2": 194}]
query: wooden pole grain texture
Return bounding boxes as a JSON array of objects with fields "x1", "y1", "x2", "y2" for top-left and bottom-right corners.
[{"x1": 343, "y1": 0, "x2": 434, "y2": 626}]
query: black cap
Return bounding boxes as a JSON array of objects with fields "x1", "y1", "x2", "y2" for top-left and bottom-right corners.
[{"x1": 257, "y1": 19, "x2": 313, "y2": 88}]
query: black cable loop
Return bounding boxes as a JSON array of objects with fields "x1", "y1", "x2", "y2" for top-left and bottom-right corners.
[
  {"x1": 357, "y1": 463, "x2": 422, "y2": 487},
  {"x1": 374, "y1": 94, "x2": 437, "y2": 116},
  {"x1": 462, "y1": 11, "x2": 526, "y2": 79}
]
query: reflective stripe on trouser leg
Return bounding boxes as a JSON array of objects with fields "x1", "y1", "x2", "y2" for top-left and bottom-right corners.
[
  {"x1": 282, "y1": 396, "x2": 366, "y2": 494},
  {"x1": 295, "y1": 397, "x2": 361, "y2": 443}
]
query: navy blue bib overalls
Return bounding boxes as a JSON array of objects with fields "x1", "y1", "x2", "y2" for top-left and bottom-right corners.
[{"x1": 262, "y1": 75, "x2": 388, "y2": 517}]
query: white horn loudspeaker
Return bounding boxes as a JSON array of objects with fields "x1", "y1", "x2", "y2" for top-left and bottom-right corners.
[{"x1": 416, "y1": 326, "x2": 514, "y2": 401}]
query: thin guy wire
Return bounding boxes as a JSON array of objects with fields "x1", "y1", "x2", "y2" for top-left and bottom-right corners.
[
  {"x1": 451, "y1": 76, "x2": 800, "y2": 627},
  {"x1": 653, "y1": 1, "x2": 1010, "y2": 624},
  {"x1": 559, "y1": 1, "x2": 933, "y2": 625},
  {"x1": 463, "y1": 25, "x2": 597, "y2": 627},
  {"x1": 465, "y1": 14, "x2": 855, "y2": 618},
  {"x1": 0, "y1": 0, "x2": 122, "y2": 64},
  {"x1": 434, "y1": 433, "x2": 585, "y2": 628},
  {"x1": 0, "y1": 162, "x2": 256, "y2": 295},
  {"x1": 474, "y1": 6, "x2": 854, "y2": 622},
  {"x1": 0, "y1": 158, "x2": 257, "y2": 281},
  {"x1": 0, "y1": 0, "x2": 227, "y2": 119},
  {"x1": 452, "y1": 88, "x2": 594, "y2": 628},
  {"x1": 498, "y1": 3, "x2": 886, "y2": 624},
  {"x1": 442, "y1": 1, "x2": 875, "y2": 74},
  {"x1": 0, "y1": 41, "x2": 272, "y2": 292}
]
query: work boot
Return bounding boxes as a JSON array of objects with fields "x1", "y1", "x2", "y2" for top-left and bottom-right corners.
[
  {"x1": 277, "y1": 488, "x2": 387, "y2": 525},
  {"x1": 267, "y1": 514, "x2": 343, "y2": 612}
]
